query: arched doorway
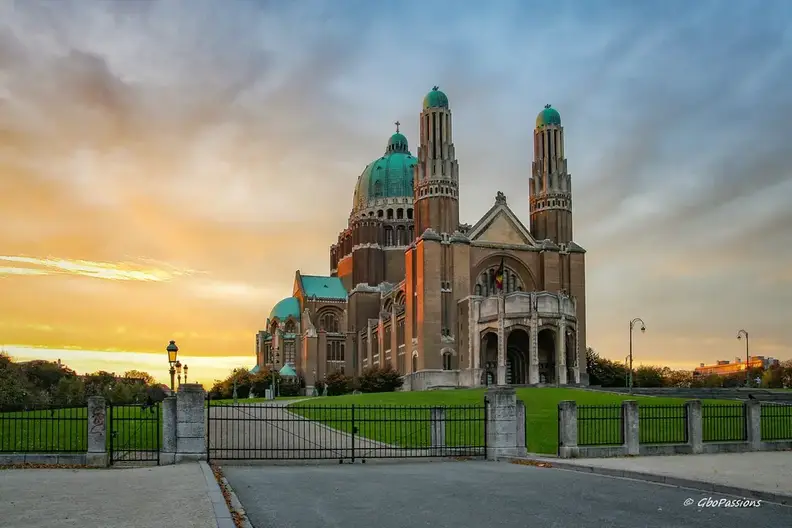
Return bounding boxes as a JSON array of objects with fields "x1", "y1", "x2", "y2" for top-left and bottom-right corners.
[
  {"x1": 480, "y1": 331, "x2": 498, "y2": 385},
  {"x1": 506, "y1": 329, "x2": 530, "y2": 384},
  {"x1": 537, "y1": 328, "x2": 556, "y2": 384}
]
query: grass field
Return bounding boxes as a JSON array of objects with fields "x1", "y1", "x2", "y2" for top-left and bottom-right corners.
[
  {"x1": 0, "y1": 404, "x2": 162, "y2": 454},
  {"x1": 287, "y1": 388, "x2": 792, "y2": 454}
]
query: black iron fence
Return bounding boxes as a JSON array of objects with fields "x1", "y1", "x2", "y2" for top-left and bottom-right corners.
[
  {"x1": 0, "y1": 404, "x2": 87, "y2": 453},
  {"x1": 702, "y1": 403, "x2": 746, "y2": 442},
  {"x1": 108, "y1": 402, "x2": 161, "y2": 465},
  {"x1": 576, "y1": 405, "x2": 623, "y2": 446},
  {"x1": 761, "y1": 403, "x2": 792, "y2": 441},
  {"x1": 206, "y1": 397, "x2": 486, "y2": 462},
  {"x1": 639, "y1": 404, "x2": 688, "y2": 444}
]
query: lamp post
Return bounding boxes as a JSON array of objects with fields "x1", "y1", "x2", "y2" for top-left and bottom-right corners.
[
  {"x1": 737, "y1": 329, "x2": 749, "y2": 387},
  {"x1": 175, "y1": 361, "x2": 182, "y2": 388},
  {"x1": 271, "y1": 352, "x2": 280, "y2": 399},
  {"x1": 183, "y1": 364, "x2": 189, "y2": 384},
  {"x1": 166, "y1": 340, "x2": 179, "y2": 392},
  {"x1": 625, "y1": 355, "x2": 629, "y2": 389},
  {"x1": 628, "y1": 318, "x2": 646, "y2": 394}
]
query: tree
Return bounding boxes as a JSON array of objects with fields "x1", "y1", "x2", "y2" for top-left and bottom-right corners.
[
  {"x1": 586, "y1": 348, "x2": 628, "y2": 387},
  {"x1": 21, "y1": 360, "x2": 76, "y2": 393},
  {"x1": 633, "y1": 366, "x2": 665, "y2": 388},
  {"x1": 357, "y1": 365, "x2": 403, "y2": 393},
  {"x1": 123, "y1": 370, "x2": 156, "y2": 386}
]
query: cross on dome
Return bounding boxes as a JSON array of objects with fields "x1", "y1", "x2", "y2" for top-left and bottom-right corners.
[{"x1": 395, "y1": 120, "x2": 400, "y2": 132}]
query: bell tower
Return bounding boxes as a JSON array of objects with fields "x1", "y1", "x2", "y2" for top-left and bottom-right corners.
[
  {"x1": 529, "y1": 104, "x2": 573, "y2": 245},
  {"x1": 413, "y1": 86, "x2": 459, "y2": 237}
]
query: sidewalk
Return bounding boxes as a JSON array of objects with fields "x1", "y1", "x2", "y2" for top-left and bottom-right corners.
[
  {"x1": 509, "y1": 451, "x2": 792, "y2": 505},
  {"x1": 0, "y1": 462, "x2": 232, "y2": 528}
]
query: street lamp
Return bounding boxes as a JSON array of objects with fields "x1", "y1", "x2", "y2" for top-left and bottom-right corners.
[
  {"x1": 628, "y1": 318, "x2": 646, "y2": 394},
  {"x1": 737, "y1": 329, "x2": 749, "y2": 387},
  {"x1": 166, "y1": 340, "x2": 179, "y2": 392},
  {"x1": 271, "y1": 352, "x2": 280, "y2": 399},
  {"x1": 176, "y1": 361, "x2": 182, "y2": 387},
  {"x1": 183, "y1": 364, "x2": 189, "y2": 384}
]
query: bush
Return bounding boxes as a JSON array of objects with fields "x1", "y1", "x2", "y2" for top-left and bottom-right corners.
[
  {"x1": 314, "y1": 380, "x2": 325, "y2": 395},
  {"x1": 326, "y1": 371, "x2": 353, "y2": 396},
  {"x1": 279, "y1": 379, "x2": 301, "y2": 397},
  {"x1": 357, "y1": 365, "x2": 403, "y2": 393}
]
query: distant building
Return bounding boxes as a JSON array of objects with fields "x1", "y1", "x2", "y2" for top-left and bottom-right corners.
[{"x1": 694, "y1": 356, "x2": 779, "y2": 376}]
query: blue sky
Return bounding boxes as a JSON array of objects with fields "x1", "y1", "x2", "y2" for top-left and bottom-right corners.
[{"x1": 1, "y1": 0, "x2": 791, "y2": 382}]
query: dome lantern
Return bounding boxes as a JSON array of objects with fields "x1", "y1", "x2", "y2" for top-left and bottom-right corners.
[{"x1": 536, "y1": 104, "x2": 561, "y2": 128}]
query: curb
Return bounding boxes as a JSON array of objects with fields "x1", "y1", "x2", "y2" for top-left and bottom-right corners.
[
  {"x1": 505, "y1": 457, "x2": 792, "y2": 506},
  {"x1": 199, "y1": 461, "x2": 252, "y2": 528}
]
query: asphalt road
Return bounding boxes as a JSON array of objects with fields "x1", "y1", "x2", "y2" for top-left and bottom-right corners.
[{"x1": 224, "y1": 461, "x2": 791, "y2": 528}]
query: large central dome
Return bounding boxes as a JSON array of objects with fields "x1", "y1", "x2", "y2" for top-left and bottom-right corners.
[{"x1": 352, "y1": 127, "x2": 417, "y2": 213}]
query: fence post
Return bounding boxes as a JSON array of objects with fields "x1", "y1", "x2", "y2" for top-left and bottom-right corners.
[
  {"x1": 515, "y1": 400, "x2": 527, "y2": 456},
  {"x1": 685, "y1": 400, "x2": 703, "y2": 454},
  {"x1": 161, "y1": 396, "x2": 177, "y2": 465},
  {"x1": 430, "y1": 407, "x2": 446, "y2": 453},
  {"x1": 86, "y1": 396, "x2": 107, "y2": 467},
  {"x1": 745, "y1": 400, "x2": 762, "y2": 450},
  {"x1": 485, "y1": 387, "x2": 519, "y2": 460},
  {"x1": 622, "y1": 400, "x2": 639, "y2": 455},
  {"x1": 176, "y1": 383, "x2": 207, "y2": 462},
  {"x1": 557, "y1": 400, "x2": 578, "y2": 458}
]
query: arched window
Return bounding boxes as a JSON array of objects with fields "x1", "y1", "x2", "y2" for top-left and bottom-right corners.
[
  {"x1": 476, "y1": 263, "x2": 525, "y2": 297},
  {"x1": 442, "y1": 351, "x2": 453, "y2": 370},
  {"x1": 319, "y1": 311, "x2": 339, "y2": 333},
  {"x1": 373, "y1": 180, "x2": 383, "y2": 197},
  {"x1": 284, "y1": 320, "x2": 296, "y2": 333},
  {"x1": 412, "y1": 352, "x2": 418, "y2": 373},
  {"x1": 270, "y1": 320, "x2": 278, "y2": 334}
]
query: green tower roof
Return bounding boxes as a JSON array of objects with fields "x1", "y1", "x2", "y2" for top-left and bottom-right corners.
[
  {"x1": 423, "y1": 86, "x2": 449, "y2": 109},
  {"x1": 268, "y1": 296, "x2": 300, "y2": 321},
  {"x1": 536, "y1": 104, "x2": 561, "y2": 128}
]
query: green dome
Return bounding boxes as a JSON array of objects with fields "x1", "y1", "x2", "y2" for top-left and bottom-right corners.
[
  {"x1": 269, "y1": 297, "x2": 300, "y2": 321},
  {"x1": 536, "y1": 104, "x2": 561, "y2": 128},
  {"x1": 279, "y1": 363, "x2": 297, "y2": 377},
  {"x1": 423, "y1": 86, "x2": 449, "y2": 109},
  {"x1": 352, "y1": 128, "x2": 417, "y2": 212}
]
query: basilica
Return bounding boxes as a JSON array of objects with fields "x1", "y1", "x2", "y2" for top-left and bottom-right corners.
[{"x1": 253, "y1": 87, "x2": 588, "y2": 391}]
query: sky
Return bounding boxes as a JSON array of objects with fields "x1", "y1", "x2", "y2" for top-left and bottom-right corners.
[{"x1": 1, "y1": 0, "x2": 791, "y2": 387}]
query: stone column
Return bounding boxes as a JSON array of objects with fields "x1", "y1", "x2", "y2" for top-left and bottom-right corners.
[
  {"x1": 745, "y1": 400, "x2": 762, "y2": 451},
  {"x1": 685, "y1": 400, "x2": 703, "y2": 454},
  {"x1": 516, "y1": 400, "x2": 526, "y2": 456},
  {"x1": 176, "y1": 383, "x2": 207, "y2": 462},
  {"x1": 622, "y1": 400, "x2": 639, "y2": 455},
  {"x1": 557, "y1": 400, "x2": 578, "y2": 458},
  {"x1": 485, "y1": 386, "x2": 520, "y2": 460},
  {"x1": 529, "y1": 314, "x2": 539, "y2": 384},
  {"x1": 496, "y1": 295, "x2": 506, "y2": 385},
  {"x1": 86, "y1": 396, "x2": 107, "y2": 467},
  {"x1": 471, "y1": 300, "x2": 481, "y2": 370},
  {"x1": 430, "y1": 407, "x2": 446, "y2": 453},
  {"x1": 573, "y1": 328, "x2": 581, "y2": 384},
  {"x1": 556, "y1": 319, "x2": 567, "y2": 385},
  {"x1": 161, "y1": 396, "x2": 177, "y2": 465}
]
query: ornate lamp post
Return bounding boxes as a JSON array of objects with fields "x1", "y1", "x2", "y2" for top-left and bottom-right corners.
[
  {"x1": 183, "y1": 364, "x2": 189, "y2": 384},
  {"x1": 737, "y1": 329, "x2": 749, "y2": 387},
  {"x1": 166, "y1": 340, "x2": 179, "y2": 392},
  {"x1": 628, "y1": 318, "x2": 646, "y2": 394},
  {"x1": 175, "y1": 361, "x2": 182, "y2": 387}
]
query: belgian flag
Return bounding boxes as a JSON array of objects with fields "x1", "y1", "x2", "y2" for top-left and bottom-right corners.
[{"x1": 495, "y1": 257, "x2": 505, "y2": 291}]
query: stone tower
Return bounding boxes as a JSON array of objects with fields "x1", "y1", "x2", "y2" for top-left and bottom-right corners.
[
  {"x1": 413, "y1": 86, "x2": 459, "y2": 236},
  {"x1": 405, "y1": 87, "x2": 471, "y2": 374},
  {"x1": 529, "y1": 105, "x2": 573, "y2": 245}
]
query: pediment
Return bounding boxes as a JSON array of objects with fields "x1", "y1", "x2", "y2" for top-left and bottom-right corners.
[{"x1": 468, "y1": 204, "x2": 536, "y2": 247}]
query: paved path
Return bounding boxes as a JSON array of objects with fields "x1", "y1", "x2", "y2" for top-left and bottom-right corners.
[
  {"x1": 0, "y1": 462, "x2": 221, "y2": 528},
  {"x1": 517, "y1": 452, "x2": 792, "y2": 502},
  {"x1": 224, "y1": 461, "x2": 791, "y2": 528},
  {"x1": 207, "y1": 401, "x2": 474, "y2": 461}
]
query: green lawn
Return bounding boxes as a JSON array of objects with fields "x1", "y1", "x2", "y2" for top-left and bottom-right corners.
[
  {"x1": 206, "y1": 396, "x2": 302, "y2": 406},
  {"x1": 288, "y1": 388, "x2": 792, "y2": 454},
  {"x1": 0, "y1": 404, "x2": 162, "y2": 454}
]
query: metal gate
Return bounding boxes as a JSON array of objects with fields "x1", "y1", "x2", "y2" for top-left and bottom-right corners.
[
  {"x1": 206, "y1": 396, "x2": 486, "y2": 463},
  {"x1": 108, "y1": 402, "x2": 161, "y2": 466}
]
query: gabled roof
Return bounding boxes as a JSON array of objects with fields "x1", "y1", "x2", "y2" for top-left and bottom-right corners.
[
  {"x1": 298, "y1": 274, "x2": 348, "y2": 301},
  {"x1": 467, "y1": 193, "x2": 537, "y2": 247}
]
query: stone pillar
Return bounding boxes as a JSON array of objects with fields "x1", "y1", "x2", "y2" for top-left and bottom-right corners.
[
  {"x1": 430, "y1": 407, "x2": 446, "y2": 452},
  {"x1": 176, "y1": 383, "x2": 207, "y2": 462},
  {"x1": 529, "y1": 314, "x2": 539, "y2": 384},
  {"x1": 86, "y1": 396, "x2": 107, "y2": 467},
  {"x1": 557, "y1": 400, "x2": 578, "y2": 458},
  {"x1": 161, "y1": 396, "x2": 177, "y2": 465},
  {"x1": 516, "y1": 400, "x2": 526, "y2": 456},
  {"x1": 485, "y1": 387, "x2": 520, "y2": 460},
  {"x1": 496, "y1": 295, "x2": 506, "y2": 385},
  {"x1": 745, "y1": 400, "x2": 762, "y2": 451},
  {"x1": 471, "y1": 300, "x2": 481, "y2": 370},
  {"x1": 622, "y1": 400, "x2": 639, "y2": 455},
  {"x1": 685, "y1": 400, "x2": 703, "y2": 454},
  {"x1": 556, "y1": 321, "x2": 567, "y2": 385}
]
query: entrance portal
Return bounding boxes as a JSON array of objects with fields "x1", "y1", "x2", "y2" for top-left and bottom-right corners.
[{"x1": 506, "y1": 329, "x2": 530, "y2": 384}]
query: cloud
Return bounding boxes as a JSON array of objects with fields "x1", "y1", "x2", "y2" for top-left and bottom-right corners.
[{"x1": 0, "y1": 0, "x2": 791, "y2": 378}]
